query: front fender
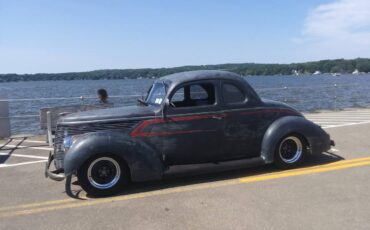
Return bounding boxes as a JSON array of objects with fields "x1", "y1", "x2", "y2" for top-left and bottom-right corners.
[
  {"x1": 64, "y1": 131, "x2": 164, "y2": 182},
  {"x1": 261, "y1": 116, "x2": 331, "y2": 163}
]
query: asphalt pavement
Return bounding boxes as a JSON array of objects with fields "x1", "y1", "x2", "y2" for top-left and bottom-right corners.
[{"x1": 0, "y1": 109, "x2": 370, "y2": 230}]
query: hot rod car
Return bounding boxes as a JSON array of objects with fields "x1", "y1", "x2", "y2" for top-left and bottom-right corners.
[{"x1": 45, "y1": 70, "x2": 333, "y2": 197}]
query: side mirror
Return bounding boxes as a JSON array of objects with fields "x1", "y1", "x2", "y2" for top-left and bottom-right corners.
[{"x1": 137, "y1": 98, "x2": 148, "y2": 106}]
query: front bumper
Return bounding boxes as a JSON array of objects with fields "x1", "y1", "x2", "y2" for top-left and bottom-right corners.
[{"x1": 45, "y1": 151, "x2": 65, "y2": 181}]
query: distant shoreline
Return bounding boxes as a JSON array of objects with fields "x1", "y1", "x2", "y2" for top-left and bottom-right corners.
[{"x1": 1, "y1": 58, "x2": 369, "y2": 83}]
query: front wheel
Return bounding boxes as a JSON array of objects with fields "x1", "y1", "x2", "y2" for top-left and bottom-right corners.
[
  {"x1": 77, "y1": 155, "x2": 129, "y2": 197},
  {"x1": 274, "y1": 135, "x2": 306, "y2": 169}
]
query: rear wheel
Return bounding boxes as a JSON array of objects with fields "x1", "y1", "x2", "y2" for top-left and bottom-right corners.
[
  {"x1": 274, "y1": 135, "x2": 306, "y2": 169},
  {"x1": 77, "y1": 155, "x2": 129, "y2": 197}
]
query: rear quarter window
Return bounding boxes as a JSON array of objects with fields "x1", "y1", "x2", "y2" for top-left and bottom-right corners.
[{"x1": 222, "y1": 83, "x2": 245, "y2": 104}]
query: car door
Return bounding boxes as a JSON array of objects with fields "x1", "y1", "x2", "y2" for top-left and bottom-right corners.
[
  {"x1": 161, "y1": 80, "x2": 224, "y2": 165},
  {"x1": 220, "y1": 81, "x2": 262, "y2": 160}
]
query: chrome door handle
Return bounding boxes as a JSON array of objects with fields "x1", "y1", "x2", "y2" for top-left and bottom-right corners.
[{"x1": 212, "y1": 115, "x2": 224, "y2": 120}]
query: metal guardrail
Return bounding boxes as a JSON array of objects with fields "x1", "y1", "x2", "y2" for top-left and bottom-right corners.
[
  {"x1": 0, "y1": 115, "x2": 39, "y2": 119},
  {"x1": 1, "y1": 83, "x2": 369, "y2": 138},
  {"x1": 0, "y1": 84, "x2": 361, "y2": 102},
  {"x1": 255, "y1": 83, "x2": 362, "y2": 91},
  {"x1": 1, "y1": 83, "x2": 370, "y2": 120},
  {"x1": 0, "y1": 94, "x2": 142, "y2": 102}
]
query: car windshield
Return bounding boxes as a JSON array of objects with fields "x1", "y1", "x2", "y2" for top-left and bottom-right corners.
[{"x1": 145, "y1": 82, "x2": 167, "y2": 105}]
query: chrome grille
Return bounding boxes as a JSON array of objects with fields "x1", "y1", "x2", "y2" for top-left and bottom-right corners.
[{"x1": 53, "y1": 120, "x2": 140, "y2": 169}]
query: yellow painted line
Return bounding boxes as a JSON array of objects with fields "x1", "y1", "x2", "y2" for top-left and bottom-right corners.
[
  {"x1": 261, "y1": 156, "x2": 370, "y2": 176},
  {"x1": 239, "y1": 160, "x2": 370, "y2": 183},
  {"x1": 1, "y1": 156, "x2": 368, "y2": 212},
  {"x1": 0, "y1": 157, "x2": 370, "y2": 218},
  {"x1": 0, "y1": 198, "x2": 79, "y2": 212},
  {"x1": 0, "y1": 180, "x2": 239, "y2": 218}
]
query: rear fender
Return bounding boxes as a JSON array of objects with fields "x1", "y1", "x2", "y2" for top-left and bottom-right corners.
[
  {"x1": 261, "y1": 116, "x2": 330, "y2": 163},
  {"x1": 63, "y1": 131, "x2": 164, "y2": 182}
]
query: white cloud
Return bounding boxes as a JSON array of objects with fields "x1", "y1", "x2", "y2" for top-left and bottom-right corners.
[{"x1": 295, "y1": 0, "x2": 370, "y2": 60}]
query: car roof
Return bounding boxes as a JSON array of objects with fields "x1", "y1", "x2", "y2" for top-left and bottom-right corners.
[
  {"x1": 157, "y1": 70, "x2": 244, "y2": 86},
  {"x1": 156, "y1": 70, "x2": 262, "y2": 104}
]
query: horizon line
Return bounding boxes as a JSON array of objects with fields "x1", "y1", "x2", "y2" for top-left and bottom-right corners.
[{"x1": 1, "y1": 57, "x2": 368, "y2": 75}]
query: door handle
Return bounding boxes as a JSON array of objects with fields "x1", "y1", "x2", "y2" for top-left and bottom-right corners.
[{"x1": 212, "y1": 115, "x2": 224, "y2": 120}]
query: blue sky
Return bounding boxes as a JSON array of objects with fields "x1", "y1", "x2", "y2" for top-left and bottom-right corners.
[{"x1": 1, "y1": 0, "x2": 369, "y2": 74}]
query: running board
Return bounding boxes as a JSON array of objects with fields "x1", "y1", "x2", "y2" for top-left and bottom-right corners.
[{"x1": 163, "y1": 157, "x2": 265, "y2": 179}]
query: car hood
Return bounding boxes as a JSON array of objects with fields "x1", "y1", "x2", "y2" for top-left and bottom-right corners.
[{"x1": 59, "y1": 105, "x2": 158, "y2": 124}]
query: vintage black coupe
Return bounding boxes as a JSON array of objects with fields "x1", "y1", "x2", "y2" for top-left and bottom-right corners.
[{"x1": 46, "y1": 70, "x2": 333, "y2": 196}]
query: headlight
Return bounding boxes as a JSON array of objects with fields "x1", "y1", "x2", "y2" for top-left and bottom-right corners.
[
  {"x1": 63, "y1": 135, "x2": 73, "y2": 151},
  {"x1": 63, "y1": 131, "x2": 81, "y2": 152}
]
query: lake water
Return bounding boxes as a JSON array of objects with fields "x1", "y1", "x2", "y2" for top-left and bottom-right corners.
[{"x1": 1, "y1": 74, "x2": 370, "y2": 135}]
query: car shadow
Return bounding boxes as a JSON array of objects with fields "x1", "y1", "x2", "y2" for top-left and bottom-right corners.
[
  {"x1": 75, "y1": 151, "x2": 344, "y2": 199},
  {"x1": 0, "y1": 138, "x2": 25, "y2": 164}
]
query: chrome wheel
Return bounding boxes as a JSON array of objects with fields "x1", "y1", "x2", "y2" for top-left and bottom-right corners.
[
  {"x1": 87, "y1": 157, "x2": 121, "y2": 189},
  {"x1": 278, "y1": 136, "x2": 303, "y2": 164}
]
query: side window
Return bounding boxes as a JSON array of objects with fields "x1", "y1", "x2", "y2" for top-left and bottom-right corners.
[
  {"x1": 190, "y1": 85, "x2": 208, "y2": 100},
  {"x1": 222, "y1": 83, "x2": 245, "y2": 104},
  {"x1": 171, "y1": 87, "x2": 185, "y2": 103},
  {"x1": 170, "y1": 83, "x2": 216, "y2": 108}
]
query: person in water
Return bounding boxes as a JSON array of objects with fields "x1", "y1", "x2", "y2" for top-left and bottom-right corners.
[{"x1": 97, "y1": 88, "x2": 111, "y2": 104}]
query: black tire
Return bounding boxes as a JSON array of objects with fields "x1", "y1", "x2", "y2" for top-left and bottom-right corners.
[
  {"x1": 274, "y1": 134, "x2": 307, "y2": 169},
  {"x1": 77, "y1": 154, "x2": 129, "y2": 197}
]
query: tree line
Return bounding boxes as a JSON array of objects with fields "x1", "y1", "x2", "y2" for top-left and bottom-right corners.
[{"x1": 1, "y1": 58, "x2": 369, "y2": 82}]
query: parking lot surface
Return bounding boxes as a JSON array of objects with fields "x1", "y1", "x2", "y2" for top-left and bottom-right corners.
[{"x1": 1, "y1": 109, "x2": 370, "y2": 230}]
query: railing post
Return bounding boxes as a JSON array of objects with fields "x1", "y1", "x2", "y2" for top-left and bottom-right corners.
[
  {"x1": 46, "y1": 111, "x2": 53, "y2": 146},
  {"x1": 80, "y1": 96, "x2": 85, "y2": 104},
  {"x1": 284, "y1": 86, "x2": 288, "y2": 103},
  {"x1": 0, "y1": 96, "x2": 11, "y2": 138},
  {"x1": 334, "y1": 84, "x2": 337, "y2": 111}
]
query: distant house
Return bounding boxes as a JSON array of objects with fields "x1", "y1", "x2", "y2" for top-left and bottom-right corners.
[{"x1": 292, "y1": 70, "x2": 299, "y2": 76}]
